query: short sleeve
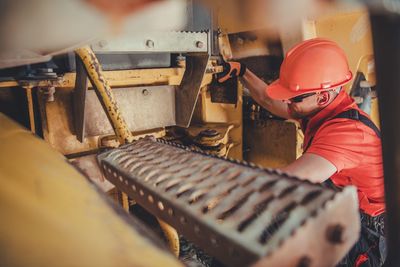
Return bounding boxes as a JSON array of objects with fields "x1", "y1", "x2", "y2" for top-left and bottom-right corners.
[{"x1": 306, "y1": 119, "x2": 365, "y2": 172}]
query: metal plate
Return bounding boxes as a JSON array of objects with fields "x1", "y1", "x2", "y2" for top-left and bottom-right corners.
[
  {"x1": 98, "y1": 137, "x2": 360, "y2": 267},
  {"x1": 85, "y1": 86, "x2": 175, "y2": 136},
  {"x1": 92, "y1": 31, "x2": 208, "y2": 53},
  {"x1": 175, "y1": 53, "x2": 210, "y2": 127}
]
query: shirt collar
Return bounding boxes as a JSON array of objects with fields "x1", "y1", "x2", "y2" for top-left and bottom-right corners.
[{"x1": 303, "y1": 90, "x2": 357, "y2": 136}]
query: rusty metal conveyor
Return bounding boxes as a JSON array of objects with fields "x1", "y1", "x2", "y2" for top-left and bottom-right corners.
[{"x1": 98, "y1": 137, "x2": 360, "y2": 267}]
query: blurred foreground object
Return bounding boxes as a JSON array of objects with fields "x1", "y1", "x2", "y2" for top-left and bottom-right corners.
[
  {"x1": 0, "y1": 113, "x2": 182, "y2": 267},
  {"x1": 0, "y1": 0, "x2": 186, "y2": 69}
]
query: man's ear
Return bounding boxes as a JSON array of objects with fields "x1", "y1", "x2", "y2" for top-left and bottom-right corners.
[{"x1": 317, "y1": 92, "x2": 330, "y2": 106}]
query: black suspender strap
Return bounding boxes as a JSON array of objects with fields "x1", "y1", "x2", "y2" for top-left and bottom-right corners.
[
  {"x1": 304, "y1": 109, "x2": 381, "y2": 151},
  {"x1": 332, "y1": 109, "x2": 381, "y2": 138}
]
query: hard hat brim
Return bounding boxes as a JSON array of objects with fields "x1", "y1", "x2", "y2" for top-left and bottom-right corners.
[
  {"x1": 266, "y1": 74, "x2": 353, "y2": 101},
  {"x1": 266, "y1": 80, "x2": 304, "y2": 101}
]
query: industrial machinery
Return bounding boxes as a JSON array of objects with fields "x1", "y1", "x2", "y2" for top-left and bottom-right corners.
[{"x1": 1, "y1": 0, "x2": 399, "y2": 266}]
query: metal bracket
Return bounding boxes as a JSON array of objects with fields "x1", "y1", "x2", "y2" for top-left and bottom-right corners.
[
  {"x1": 91, "y1": 31, "x2": 208, "y2": 54},
  {"x1": 72, "y1": 55, "x2": 88, "y2": 142},
  {"x1": 175, "y1": 53, "x2": 210, "y2": 127}
]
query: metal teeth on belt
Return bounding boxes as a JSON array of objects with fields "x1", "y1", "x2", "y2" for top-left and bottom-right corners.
[{"x1": 98, "y1": 137, "x2": 358, "y2": 267}]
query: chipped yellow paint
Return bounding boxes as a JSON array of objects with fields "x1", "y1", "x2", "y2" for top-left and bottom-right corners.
[
  {"x1": 75, "y1": 46, "x2": 134, "y2": 144},
  {"x1": 158, "y1": 219, "x2": 180, "y2": 257}
]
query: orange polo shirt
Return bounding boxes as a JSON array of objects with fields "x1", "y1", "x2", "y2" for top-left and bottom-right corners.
[{"x1": 301, "y1": 90, "x2": 385, "y2": 216}]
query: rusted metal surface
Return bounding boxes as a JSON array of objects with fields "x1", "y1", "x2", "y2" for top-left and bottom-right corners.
[
  {"x1": 75, "y1": 46, "x2": 134, "y2": 144},
  {"x1": 175, "y1": 53, "x2": 210, "y2": 127},
  {"x1": 98, "y1": 137, "x2": 360, "y2": 267}
]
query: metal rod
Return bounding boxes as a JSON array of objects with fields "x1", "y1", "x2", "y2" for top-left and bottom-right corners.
[
  {"x1": 75, "y1": 46, "x2": 134, "y2": 144},
  {"x1": 369, "y1": 12, "x2": 400, "y2": 266},
  {"x1": 74, "y1": 46, "x2": 179, "y2": 255},
  {"x1": 157, "y1": 219, "x2": 180, "y2": 257},
  {"x1": 73, "y1": 54, "x2": 89, "y2": 142},
  {"x1": 24, "y1": 85, "x2": 36, "y2": 133}
]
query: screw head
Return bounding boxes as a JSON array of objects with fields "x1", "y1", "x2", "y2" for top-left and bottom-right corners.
[
  {"x1": 196, "y1": 41, "x2": 204, "y2": 48},
  {"x1": 98, "y1": 40, "x2": 107, "y2": 48},
  {"x1": 142, "y1": 89, "x2": 149, "y2": 96},
  {"x1": 146, "y1": 39, "x2": 154, "y2": 48}
]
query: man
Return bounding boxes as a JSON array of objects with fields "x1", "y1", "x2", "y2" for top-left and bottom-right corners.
[{"x1": 217, "y1": 38, "x2": 386, "y2": 267}]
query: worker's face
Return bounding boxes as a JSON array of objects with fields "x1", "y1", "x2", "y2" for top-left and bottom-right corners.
[{"x1": 284, "y1": 92, "x2": 330, "y2": 119}]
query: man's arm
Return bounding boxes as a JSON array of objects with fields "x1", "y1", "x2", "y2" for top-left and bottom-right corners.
[
  {"x1": 280, "y1": 153, "x2": 337, "y2": 183},
  {"x1": 216, "y1": 62, "x2": 290, "y2": 119},
  {"x1": 241, "y1": 69, "x2": 290, "y2": 119}
]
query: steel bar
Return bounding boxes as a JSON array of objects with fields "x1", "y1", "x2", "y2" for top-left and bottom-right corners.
[
  {"x1": 369, "y1": 12, "x2": 400, "y2": 266},
  {"x1": 92, "y1": 31, "x2": 208, "y2": 53},
  {"x1": 73, "y1": 55, "x2": 88, "y2": 142},
  {"x1": 24, "y1": 85, "x2": 35, "y2": 133},
  {"x1": 98, "y1": 137, "x2": 360, "y2": 267}
]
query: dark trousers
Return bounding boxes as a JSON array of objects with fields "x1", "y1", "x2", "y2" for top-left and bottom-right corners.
[
  {"x1": 322, "y1": 180, "x2": 386, "y2": 267},
  {"x1": 337, "y1": 212, "x2": 386, "y2": 267}
]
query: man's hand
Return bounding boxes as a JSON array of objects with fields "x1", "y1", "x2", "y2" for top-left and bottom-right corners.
[{"x1": 217, "y1": 61, "x2": 246, "y2": 83}]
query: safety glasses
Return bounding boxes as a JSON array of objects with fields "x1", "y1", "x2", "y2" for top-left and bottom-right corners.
[{"x1": 288, "y1": 92, "x2": 317, "y2": 103}]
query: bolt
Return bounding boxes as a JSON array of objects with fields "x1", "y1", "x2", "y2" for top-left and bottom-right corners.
[
  {"x1": 146, "y1": 39, "x2": 154, "y2": 48},
  {"x1": 142, "y1": 89, "x2": 149, "y2": 96},
  {"x1": 176, "y1": 55, "x2": 185, "y2": 68},
  {"x1": 326, "y1": 224, "x2": 345, "y2": 244},
  {"x1": 196, "y1": 41, "x2": 204, "y2": 48},
  {"x1": 237, "y1": 37, "x2": 244, "y2": 45},
  {"x1": 41, "y1": 86, "x2": 56, "y2": 102},
  {"x1": 98, "y1": 40, "x2": 107, "y2": 48}
]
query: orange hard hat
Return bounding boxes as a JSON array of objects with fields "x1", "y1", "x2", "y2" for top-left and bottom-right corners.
[{"x1": 266, "y1": 38, "x2": 352, "y2": 100}]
